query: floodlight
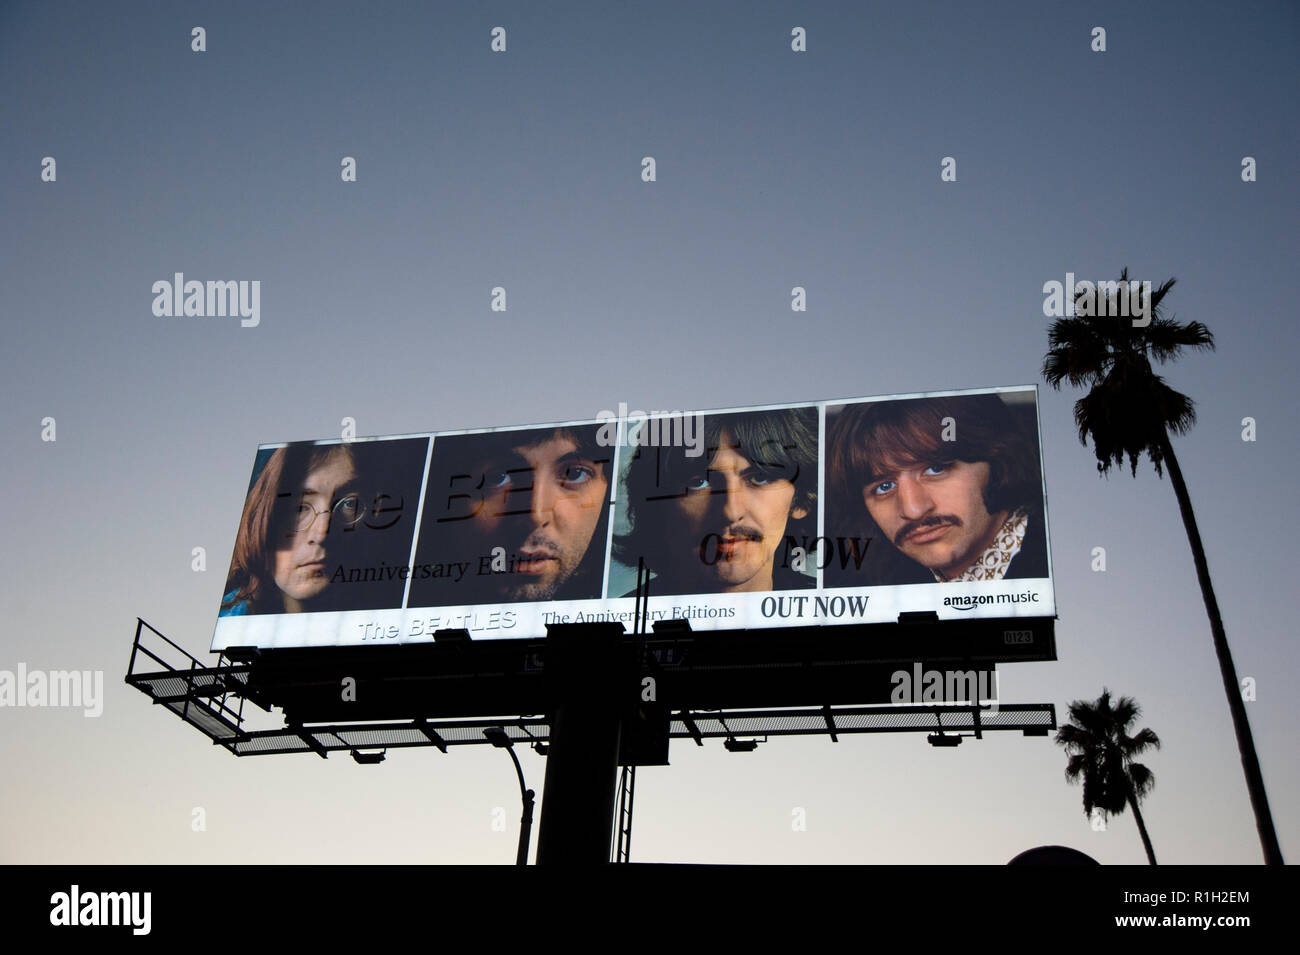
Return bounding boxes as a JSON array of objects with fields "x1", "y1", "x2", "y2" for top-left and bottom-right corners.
[
  {"x1": 433, "y1": 628, "x2": 472, "y2": 644},
  {"x1": 898, "y1": 611, "x2": 940, "y2": 624}
]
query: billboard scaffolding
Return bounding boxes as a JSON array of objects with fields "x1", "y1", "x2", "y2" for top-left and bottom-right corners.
[
  {"x1": 126, "y1": 614, "x2": 1057, "y2": 862},
  {"x1": 130, "y1": 618, "x2": 1057, "y2": 756}
]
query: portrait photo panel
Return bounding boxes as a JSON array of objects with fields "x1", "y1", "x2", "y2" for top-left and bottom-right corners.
[
  {"x1": 824, "y1": 390, "x2": 1047, "y2": 589},
  {"x1": 218, "y1": 436, "x2": 430, "y2": 616},
  {"x1": 609, "y1": 405, "x2": 819, "y2": 598},
  {"x1": 409, "y1": 423, "x2": 613, "y2": 608}
]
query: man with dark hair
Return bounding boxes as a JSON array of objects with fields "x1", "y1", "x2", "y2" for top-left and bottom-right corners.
[
  {"x1": 615, "y1": 407, "x2": 818, "y2": 596},
  {"x1": 410, "y1": 424, "x2": 612, "y2": 606},
  {"x1": 825, "y1": 393, "x2": 1048, "y2": 586}
]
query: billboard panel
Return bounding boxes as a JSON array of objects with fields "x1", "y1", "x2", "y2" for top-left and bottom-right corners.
[{"x1": 212, "y1": 385, "x2": 1054, "y2": 650}]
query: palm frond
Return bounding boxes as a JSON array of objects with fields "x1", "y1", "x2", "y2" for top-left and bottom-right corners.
[
  {"x1": 1064, "y1": 752, "x2": 1087, "y2": 784},
  {"x1": 1122, "y1": 726, "x2": 1161, "y2": 758},
  {"x1": 1043, "y1": 318, "x2": 1110, "y2": 388},
  {"x1": 1128, "y1": 762, "x2": 1156, "y2": 799},
  {"x1": 1146, "y1": 317, "x2": 1215, "y2": 364}
]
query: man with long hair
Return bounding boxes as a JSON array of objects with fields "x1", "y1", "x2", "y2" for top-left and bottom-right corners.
[
  {"x1": 825, "y1": 393, "x2": 1047, "y2": 587},
  {"x1": 220, "y1": 438, "x2": 425, "y2": 614}
]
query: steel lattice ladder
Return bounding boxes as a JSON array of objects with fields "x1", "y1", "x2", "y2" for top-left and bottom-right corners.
[{"x1": 612, "y1": 764, "x2": 636, "y2": 863}]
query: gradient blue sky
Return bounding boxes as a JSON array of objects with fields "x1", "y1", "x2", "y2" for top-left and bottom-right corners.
[{"x1": 2, "y1": 0, "x2": 1296, "y2": 864}]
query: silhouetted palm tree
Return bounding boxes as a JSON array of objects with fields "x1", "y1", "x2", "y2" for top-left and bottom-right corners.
[
  {"x1": 1057, "y1": 689, "x2": 1160, "y2": 864},
  {"x1": 1043, "y1": 268, "x2": 1283, "y2": 864}
]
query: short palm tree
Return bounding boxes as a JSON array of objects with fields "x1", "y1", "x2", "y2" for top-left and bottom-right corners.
[
  {"x1": 1043, "y1": 268, "x2": 1283, "y2": 864},
  {"x1": 1057, "y1": 690, "x2": 1160, "y2": 864}
]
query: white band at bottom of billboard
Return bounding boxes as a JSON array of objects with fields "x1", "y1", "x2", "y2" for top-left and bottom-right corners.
[{"x1": 212, "y1": 578, "x2": 1053, "y2": 650}]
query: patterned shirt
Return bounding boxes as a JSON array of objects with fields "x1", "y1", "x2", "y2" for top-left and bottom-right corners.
[{"x1": 932, "y1": 507, "x2": 1029, "y2": 582}]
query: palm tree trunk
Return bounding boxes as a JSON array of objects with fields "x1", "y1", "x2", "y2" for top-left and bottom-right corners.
[
  {"x1": 1159, "y1": 431, "x2": 1284, "y2": 864},
  {"x1": 1127, "y1": 791, "x2": 1157, "y2": 865}
]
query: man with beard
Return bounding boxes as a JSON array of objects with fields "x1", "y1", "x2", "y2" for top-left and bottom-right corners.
[
  {"x1": 410, "y1": 424, "x2": 612, "y2": 606},
  {"x1": 614, "y1": 407, "x2": 818, "y2": 596}
]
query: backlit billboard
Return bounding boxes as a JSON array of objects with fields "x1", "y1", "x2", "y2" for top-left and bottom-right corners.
[{"x1": 212, "y1": 385, "x2": 1055, "y2": 650}]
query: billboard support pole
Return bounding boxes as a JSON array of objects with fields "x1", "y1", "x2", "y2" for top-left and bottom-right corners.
[{"x1": 535, "y1": 621, "x2": 629, "y2": 865}]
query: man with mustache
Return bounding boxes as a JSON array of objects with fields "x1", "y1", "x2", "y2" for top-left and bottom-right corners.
[
  {"x1": 409, "y1": 424, "x2": 612, "y2": 606},
  {"x1": 614, "y1": 407, "x2": 818, "y2": 596},
  {"x1": 824, "y1": 393, "x2": 1048, "y2": 587}
]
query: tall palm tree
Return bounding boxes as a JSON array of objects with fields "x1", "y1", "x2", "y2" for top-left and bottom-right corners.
[
  {"x1": 1043, "y1": 268, "x2": 1283, "y2": 864},
  {"x1": 1057, "y1": 689, "x2": 1160, "y2": 864}
]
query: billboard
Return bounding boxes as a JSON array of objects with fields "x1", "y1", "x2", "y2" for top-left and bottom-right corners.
[{"x1": 212, "y1": 385, "x2": 1055, "y2": 650}]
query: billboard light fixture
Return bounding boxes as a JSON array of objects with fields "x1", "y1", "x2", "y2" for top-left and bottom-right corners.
[
  {"x1": 434, "y1": 628, "x2": 472, "y2": 645},
  {"x1": 927, "y1": 733, "x2": 962, "y2": 748},
  {"x1": 484, "y1": 726, "x2": 512, "y2": 748},
  {"x1": 350, "y1": 748, "x2": 386, "y2": 764},
  {"x1": 723, "y1": 738, "x2": 759, "y2": 753},
  {"x1": 898, "y1": 611, "x2": 940, "y2": 625}
]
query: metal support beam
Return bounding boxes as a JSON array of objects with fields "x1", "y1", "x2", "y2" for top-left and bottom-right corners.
[
  {"x1": 822, "y1": 704, "x2": 839, "y2": 743},
  {"x1": 535, "y1": 622, "x2": 628, "y2": 866}
]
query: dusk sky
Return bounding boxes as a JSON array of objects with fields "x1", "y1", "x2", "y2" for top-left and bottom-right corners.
[{"x1": 2, "y1": 1, "x2": 1296, "y2": 865}]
